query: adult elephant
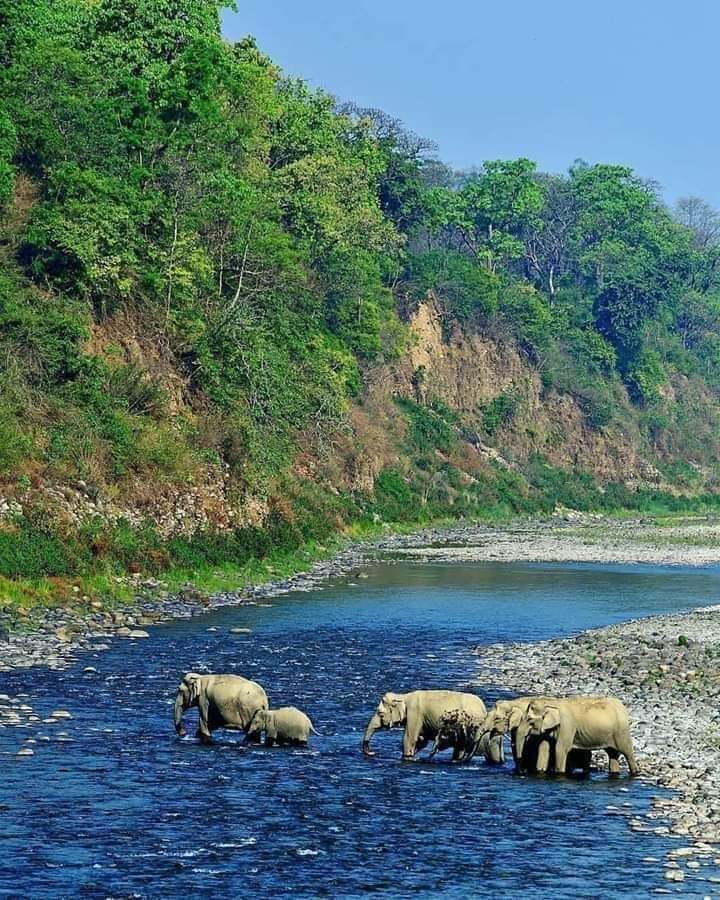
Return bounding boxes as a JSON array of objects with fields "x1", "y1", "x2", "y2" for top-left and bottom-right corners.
[
  {"x1": 520, "y1": 696, "x2": 639, "y2": 776},
  {"x1": 482, "y1": 696, "x2": 557, "y2": 773},
  {"x1": 173, "y1": 672, "x2": 268, "y2": 744},
  {"x1": 362, "y1": 690, "x2": 488, "y2": 761}
]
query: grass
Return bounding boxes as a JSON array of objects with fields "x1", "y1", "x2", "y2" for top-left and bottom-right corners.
[
  {"x1": 558, "y1": 516, "x2": 720, "y2": 549},
  {"x1": 0, "y1": 510, "x2": 485, "y2": 628},
  {"x1": 4, "y1": 496, "x2": 720, "y2": 632}
]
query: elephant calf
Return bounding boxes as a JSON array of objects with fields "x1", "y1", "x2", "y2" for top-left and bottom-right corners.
[
  {"x1": 428, "y1": 709, "x2": 484, "y2": 762},
  {"x1": 246, "y1": 706, "x2": 318, "y2": 747},
  {"x1": 174, "y1": 672, "x2": 268, "y2": 744}
]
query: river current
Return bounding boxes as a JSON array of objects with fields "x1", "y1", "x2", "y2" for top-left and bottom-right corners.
[{"x1": 2, "y1": 560, "x2": 719, "y2": 898}]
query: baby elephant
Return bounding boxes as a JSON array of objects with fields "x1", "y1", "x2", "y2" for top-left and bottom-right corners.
[
  {"x1": 246, "y1": 706, "x2": 318, "y2": 747},
  {"x1": 428, "y1": 709, "x2": 482, "y2": 762}
]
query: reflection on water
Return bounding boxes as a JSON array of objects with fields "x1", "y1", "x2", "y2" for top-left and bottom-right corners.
[{"x1": 2, "y1": 560, "x2": 719, "y2": 898}]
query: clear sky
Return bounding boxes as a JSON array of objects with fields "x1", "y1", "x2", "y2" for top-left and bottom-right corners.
[{"x1": 223, "y1": 1, "x2": 719, "y2": 207}]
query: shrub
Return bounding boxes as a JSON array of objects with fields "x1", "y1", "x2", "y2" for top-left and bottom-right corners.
[
  {"x1": 373, "y1": 469, "x2": 418, "y2": 521},
  {"x1": 481, "y1": 392, "x2": 518, "y2": 436},
  {"x1": 106, "y1": 364, "x2": 164, "y2": 416},
  {"x1": 498, "y1": 281, "x2": 553, "y2": 356},
  {"x1": 405, "y1": 249, "x2": 500, "y2": 324},
  {"x1": 627, "y1": 350, "x2": 665, "y2": 404},
  {"x1": 0, "y1": 523, "x2": 80, "y2": 578},
  {"x1": 398, "y1": 398, "x2": 457, "y2": 453},
  {"x1": 0, "y1": 406, "x2": 33, "y2": 473}
]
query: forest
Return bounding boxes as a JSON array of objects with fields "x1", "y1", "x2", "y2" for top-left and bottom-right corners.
[{"x1": 2, "y1": 0, "x2": 720, "y2": 603}]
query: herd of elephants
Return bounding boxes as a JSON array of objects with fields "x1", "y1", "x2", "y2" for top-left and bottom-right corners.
[{"x1": 173, "y1": 672, "x2": 639, "y2": 776}]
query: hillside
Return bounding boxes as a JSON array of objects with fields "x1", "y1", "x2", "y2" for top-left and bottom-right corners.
[{"x1": 2, "y1": 0, "x2": 720, "y2": 611}]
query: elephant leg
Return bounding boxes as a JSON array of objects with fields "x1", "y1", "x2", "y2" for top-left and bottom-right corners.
[
  {"x1": 606, "y1": 747, "x2": 620, "y2": 775},
  {"x1": 514, "y1": 723, "x2": 532, "y2": 773},
  {"x1": 492, "y1": 735, "x2": 505, "y2": 765},
  {"x1": 451, "y1": 745, "x2": 462, "y2": 762},
  {"x1": 197, "y1": 726, "x2": 213, "y2": 744},
  {"x1": 579, "y1": 750, "x2": 591, "y2": 778},
  {"x1": 536, "y1": 740, "x2": 550, "y2": 775},
  {"x1": 616, "y1": 739, "x2": 640, "y2": 776},
  {"x1": 265, "y1": 736, "x2": 276, "y2": 747},
  {"x1": 510, "y1": 728, "x2": 526, "y2": 773},
  {"x1": 552, "y1": 740, "x2": 568, "y2": 776},
  {"x1": 402, "y1": 720, "x2": 421, "y2": 760},
  {"x1": 197, "y1": 697, "x2": 213, "y2": 743}
]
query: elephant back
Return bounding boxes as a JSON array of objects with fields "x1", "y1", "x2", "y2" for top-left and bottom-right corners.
[
  {"x1": 455, "y1": 691, "x2": 487, "y2": 719},
  {"x1": 207, "y1": 675, "x2": 269, "y2": 727}
]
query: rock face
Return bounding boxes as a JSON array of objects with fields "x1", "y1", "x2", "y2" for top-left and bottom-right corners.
[{"x1": 359, "y1": 298, "x2": 653, "y2": 486}]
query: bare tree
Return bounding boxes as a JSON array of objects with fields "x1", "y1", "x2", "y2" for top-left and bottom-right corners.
[
  {"x1": 336, "y1": 102, "x2": 437, "y2": 159},
  {"x1": 675, "y1": 196, "x2": 720, "y2": 250},
  {"x1": 524, "y1": 174, "x2": 577, "y2": 299}
]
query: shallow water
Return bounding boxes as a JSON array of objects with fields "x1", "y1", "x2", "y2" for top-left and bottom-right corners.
[{"x1": 2, "y1": 560, "x2": 720, "y2": 898}]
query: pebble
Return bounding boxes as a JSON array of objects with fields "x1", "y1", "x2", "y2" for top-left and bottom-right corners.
[{"x1": 665, "y1": 870, "x2": 685, "y2": 882}]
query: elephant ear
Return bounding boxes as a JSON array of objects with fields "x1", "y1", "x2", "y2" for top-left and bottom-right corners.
[
  {"x1": 541, "y1": 706, "x2": 561, "y2": 732},
  {"x1": 507, "y1": 707, "x2": 524, "y2": 730},
  {"x1": 390, "y1": 697, "x2": 407, "y2": 725},
  {"x1": 184, "y1": 673, "x2": 202, "y2": 703}
]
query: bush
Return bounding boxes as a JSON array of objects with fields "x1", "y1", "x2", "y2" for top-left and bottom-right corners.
[
  {"x1": 0, "y1": 523, "x2": 80, "y2": 578},
  {"x1": 481, "y1": 392, "x2": 518, "y2": 436},
  {"x1": 373, "y1": 469, "x2": 418, "y2": 522},
  {"x1": 574, "y1": 389, "x2": 613, "y2": 430},
  {"x1": 627, "y1": 350, "x2": 665, "y2": 404},
  {"x1": 0, "y1": 406, "x2": 33, "y2": 473},
  {"x1": 398, "y1": 398, "x2": 457, "y2": 453},
  {"x1": 106, "y1": 364, "x2": 164, "y2": 416},
  {"x1": 405, "y1": 249, "x2": 500, "y2": 323},
  {"x1": 498, "y1": 281, "x2": 552, "y2": 356}
]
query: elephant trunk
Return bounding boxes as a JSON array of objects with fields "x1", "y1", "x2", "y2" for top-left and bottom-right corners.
[
  {"x1": 174, "y1": 691, "x2": 187, "y2": 736},
  {"x1": 486, "y1": 732, "x2": 504, "y2": 764},
  {"x1": 362, "y1": 712, "x2": 382, "y2": 756}
]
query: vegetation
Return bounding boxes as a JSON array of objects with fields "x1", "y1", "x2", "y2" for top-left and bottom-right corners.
[{"x1": 2, "y1": 0, "x2": 720, "y2": 612}]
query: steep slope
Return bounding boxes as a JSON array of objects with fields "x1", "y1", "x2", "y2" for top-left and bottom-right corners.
[{"x1": 2, "y1": 0, "x2": 720, "y2": 611}]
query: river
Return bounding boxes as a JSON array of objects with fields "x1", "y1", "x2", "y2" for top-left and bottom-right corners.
[{"x1": 2, "y1": 560, "x2": 719, "y2": 898}]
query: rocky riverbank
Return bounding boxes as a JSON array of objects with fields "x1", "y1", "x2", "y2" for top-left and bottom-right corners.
[
  {"x1": 0, "y1": 545, "x2": 370, "y2": 674},
  {"x1": 473, "y1": 606, "x2": 720, "y2": 890},
  {"x1": 387, "y1": 515, "x2": 720, "y2": 567},
  {"x1": 3, "y1": 512, "x2": 720, "y2": 888},
  {"x1": 3, "y1": 513, "x2": 720, "y2": 675}
]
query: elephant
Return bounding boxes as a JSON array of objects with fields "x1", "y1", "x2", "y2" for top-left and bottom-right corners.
[
  {"x1": 246, "y1": 706, "x2": 319, "y2": 747},
  {"x1": 480, "y1": 696, "x2": 594, "y2": 776},
  {"x1": 427, "y1": 708, "x2": 498, "y2": 762},
  {"x1": 362, "y1": 690, "x2": 488, "y2": 761},
  {"x1": 520, "y1": 696, "x2": 639, "y2": 777},
  {"x1": 481, "y1": 696, "x2": 557, "y2": 773},
  {"x1": 173, "y1": 672, "x2": 268, "y2": 744}
]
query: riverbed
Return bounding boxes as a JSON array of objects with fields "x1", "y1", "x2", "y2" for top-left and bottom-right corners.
[{"x1": 2, "y1": 560, "x2": 719, "y2": 897}]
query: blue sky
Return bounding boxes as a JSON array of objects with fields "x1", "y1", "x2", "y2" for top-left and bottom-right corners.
[{"x1": 223, "y1": 1, "x2": 719, "y2": 206}]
